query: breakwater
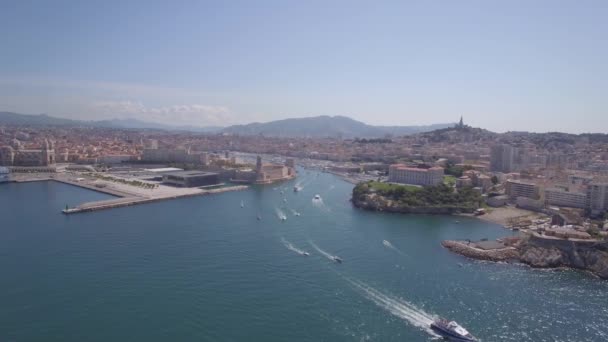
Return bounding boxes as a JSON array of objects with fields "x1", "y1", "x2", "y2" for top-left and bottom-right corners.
[
  {"x1": 62, "y1": 185, "x2": 249, "y2": 214},
  {"x1": 441, "y1": 240, "x2": 520, "y2": 262}
]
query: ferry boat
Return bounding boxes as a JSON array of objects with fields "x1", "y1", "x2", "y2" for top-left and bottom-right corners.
[{"x1": 430, "y1": 318, "x2": 477, "y2": 341}]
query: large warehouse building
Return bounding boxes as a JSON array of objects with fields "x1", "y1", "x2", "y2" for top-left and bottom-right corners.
[{"x1": 162, "y1": 171, "x2": 220, "y2": 188}]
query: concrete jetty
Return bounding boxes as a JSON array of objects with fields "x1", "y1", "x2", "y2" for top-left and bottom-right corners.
[
  {"x1": 62, "y1": 185, "x2": 248, "y2": 214},
  {"x1": 7, "y1": 172, "x2": 249, "y2": 214}
]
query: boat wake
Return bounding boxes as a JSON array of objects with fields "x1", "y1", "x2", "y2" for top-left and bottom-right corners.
[
  {"x1": 312, "y1": 198, "x2": 331, "y2": 212},
  {"x1": 309, "y1": 240, "x2": 336, "y2": 261},
  {"x1": 281, "y1": 237, "x2": 309, "y2": 256},
  {"x1": 275, "y1": 207, "x2": 287, "y2": 221},
  {"x1": 383, "y1": 240, "x2": 405, "y2": 255},
  {"x1": 346, "y1": 279, "x2": 440, "y2": 337}
]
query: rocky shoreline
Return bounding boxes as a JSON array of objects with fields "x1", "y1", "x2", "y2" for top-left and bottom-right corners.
[
  {"x1": 443, "y1": 234, "x2": 608, "y2": 279},
  {"x1": 352, "y1": 194, "x2": 476, "y2": 215}
]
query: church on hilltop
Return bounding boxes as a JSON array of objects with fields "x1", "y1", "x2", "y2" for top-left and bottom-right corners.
[{"x1": 456, "y1": 116, "x2": 465, "y2": 128}]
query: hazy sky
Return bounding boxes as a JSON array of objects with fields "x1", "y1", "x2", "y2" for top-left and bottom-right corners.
[{"x1": 1, "y1": 1, "x2": 607, "y2": 132}]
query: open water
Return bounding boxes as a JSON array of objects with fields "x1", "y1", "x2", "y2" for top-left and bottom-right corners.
[{"x1": 1, "y1": 173, "x2": 607, "y2": 341}]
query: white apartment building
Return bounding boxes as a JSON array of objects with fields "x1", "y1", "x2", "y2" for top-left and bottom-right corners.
[
  {"x1": 506, "y1": 180, "x2": 540, "y2": 200},
  {"x1": 544, "y1": 188, "x2": 587, "y2": 209}
]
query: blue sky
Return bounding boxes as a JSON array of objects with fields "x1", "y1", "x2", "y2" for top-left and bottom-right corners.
[{"x1": 1, "y1": 0, "x2": 606, "y2": 132}]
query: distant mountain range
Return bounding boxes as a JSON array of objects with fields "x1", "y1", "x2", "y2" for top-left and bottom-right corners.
[
  {"x1": 0, "y1": 111, "x2": 453, "y2": 137},
  {"x1": 0, "y1": 112, "x2": 222, "y2": 132},
  {"x1": 221, "y1": 115, "x2": 454, "y2": 138}
]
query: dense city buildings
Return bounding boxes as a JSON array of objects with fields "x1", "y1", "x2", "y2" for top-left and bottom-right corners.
[{"x1": 1, "y1": 121, "x2": 608, "y2": 217}]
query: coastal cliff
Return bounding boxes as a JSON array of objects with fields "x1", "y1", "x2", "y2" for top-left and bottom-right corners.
[
  {"x1": 519, "y1": 235, "x2": 608, "y2": 278},
  {"x1": 352, "y1": 181, "x2": 480, "y2": 215},
  {"x1": 443, "y1": 235, "x2": 608, "y2": 279}
]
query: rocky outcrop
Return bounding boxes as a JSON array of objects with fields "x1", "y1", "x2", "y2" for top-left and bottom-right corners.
[
  {"x1": 443, "y1": 235, "x2": 608, "y2": 279},
  {"x1": 519, "y1": 235, "x2": 608, "y2": 279}
]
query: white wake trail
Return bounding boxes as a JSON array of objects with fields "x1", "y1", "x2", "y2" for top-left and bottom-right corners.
[
  {"x1": 312, "y1": 198, "x2": 331, "y2": 212},
  {"x1": 347, "y1": 279, "x2": 439, "y2": 337},
  {"x1": 383, "y1": 240, "x2": 406, "y2": 256},
  {"x1": 309, "y1": 240, "x2": 335, "y2": 261},
  {"x1": 281, "y1": 237, "x2": 308, "y2": 255},
  {"x1": 275, "y1": 207, "x2": 287, "y2": 220}
]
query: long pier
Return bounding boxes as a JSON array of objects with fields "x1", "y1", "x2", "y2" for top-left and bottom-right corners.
[
  {"x1": 61, "y1": 185, "x2": 248, "y2": 214},
  {"x1": 7, "y1": 173, "x2": 251, "y2": 214}
]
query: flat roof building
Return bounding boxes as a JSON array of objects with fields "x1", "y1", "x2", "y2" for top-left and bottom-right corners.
[
  {"x1": 506, "y1": 180, "x2": 539, "y2": 200},
  {"x1": 162, "y1": 171, "x2": 220, "y2": 188},
  {"x1": 388, "y1": 164, "x2": 444, "y2": 186},
  {"x1": 544, "y1": 188, "x2": 587, "y2": 209}
]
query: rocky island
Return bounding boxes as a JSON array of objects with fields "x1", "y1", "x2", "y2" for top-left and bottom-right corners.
[{"x1": 352, "y1": 181, "x2": 482, "y2": 215}]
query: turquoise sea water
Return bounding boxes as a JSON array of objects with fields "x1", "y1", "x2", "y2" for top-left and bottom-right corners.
[{"x1": 1, "y1": 173, "x2": 607, "y2": 341}]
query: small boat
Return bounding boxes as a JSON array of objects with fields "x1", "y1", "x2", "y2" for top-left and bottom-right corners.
[
  {"x1": 240, "y1": 200, "x2": 245, "y2": 208},
  {"x1": 280, "y1": 215, "x2": 287, "y2": 221},
  {"x1": 430, "y1": 318, "x2": 477, "y2": 341},
  {"x1": 257, "y1": 214, "x2": 262, "y2": 220},
  {"x1": 283, "y1": 198, "x2": 287, "y2": 203},
  {"x1": 294, "y1": 212, "x2": 301, "y2": 216},
  {"x1": 333, "y1": 256, "x2": 343, "y2": 263},
  {"x1": 314, "y1": 194, "x2": 321, "y2": 200},
  {"x1": 302, "y1": 252, "x2": 310, "y2": 256},
  {"x1": 293, "y1": 186, "x2": 302, "y2": 192}
]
